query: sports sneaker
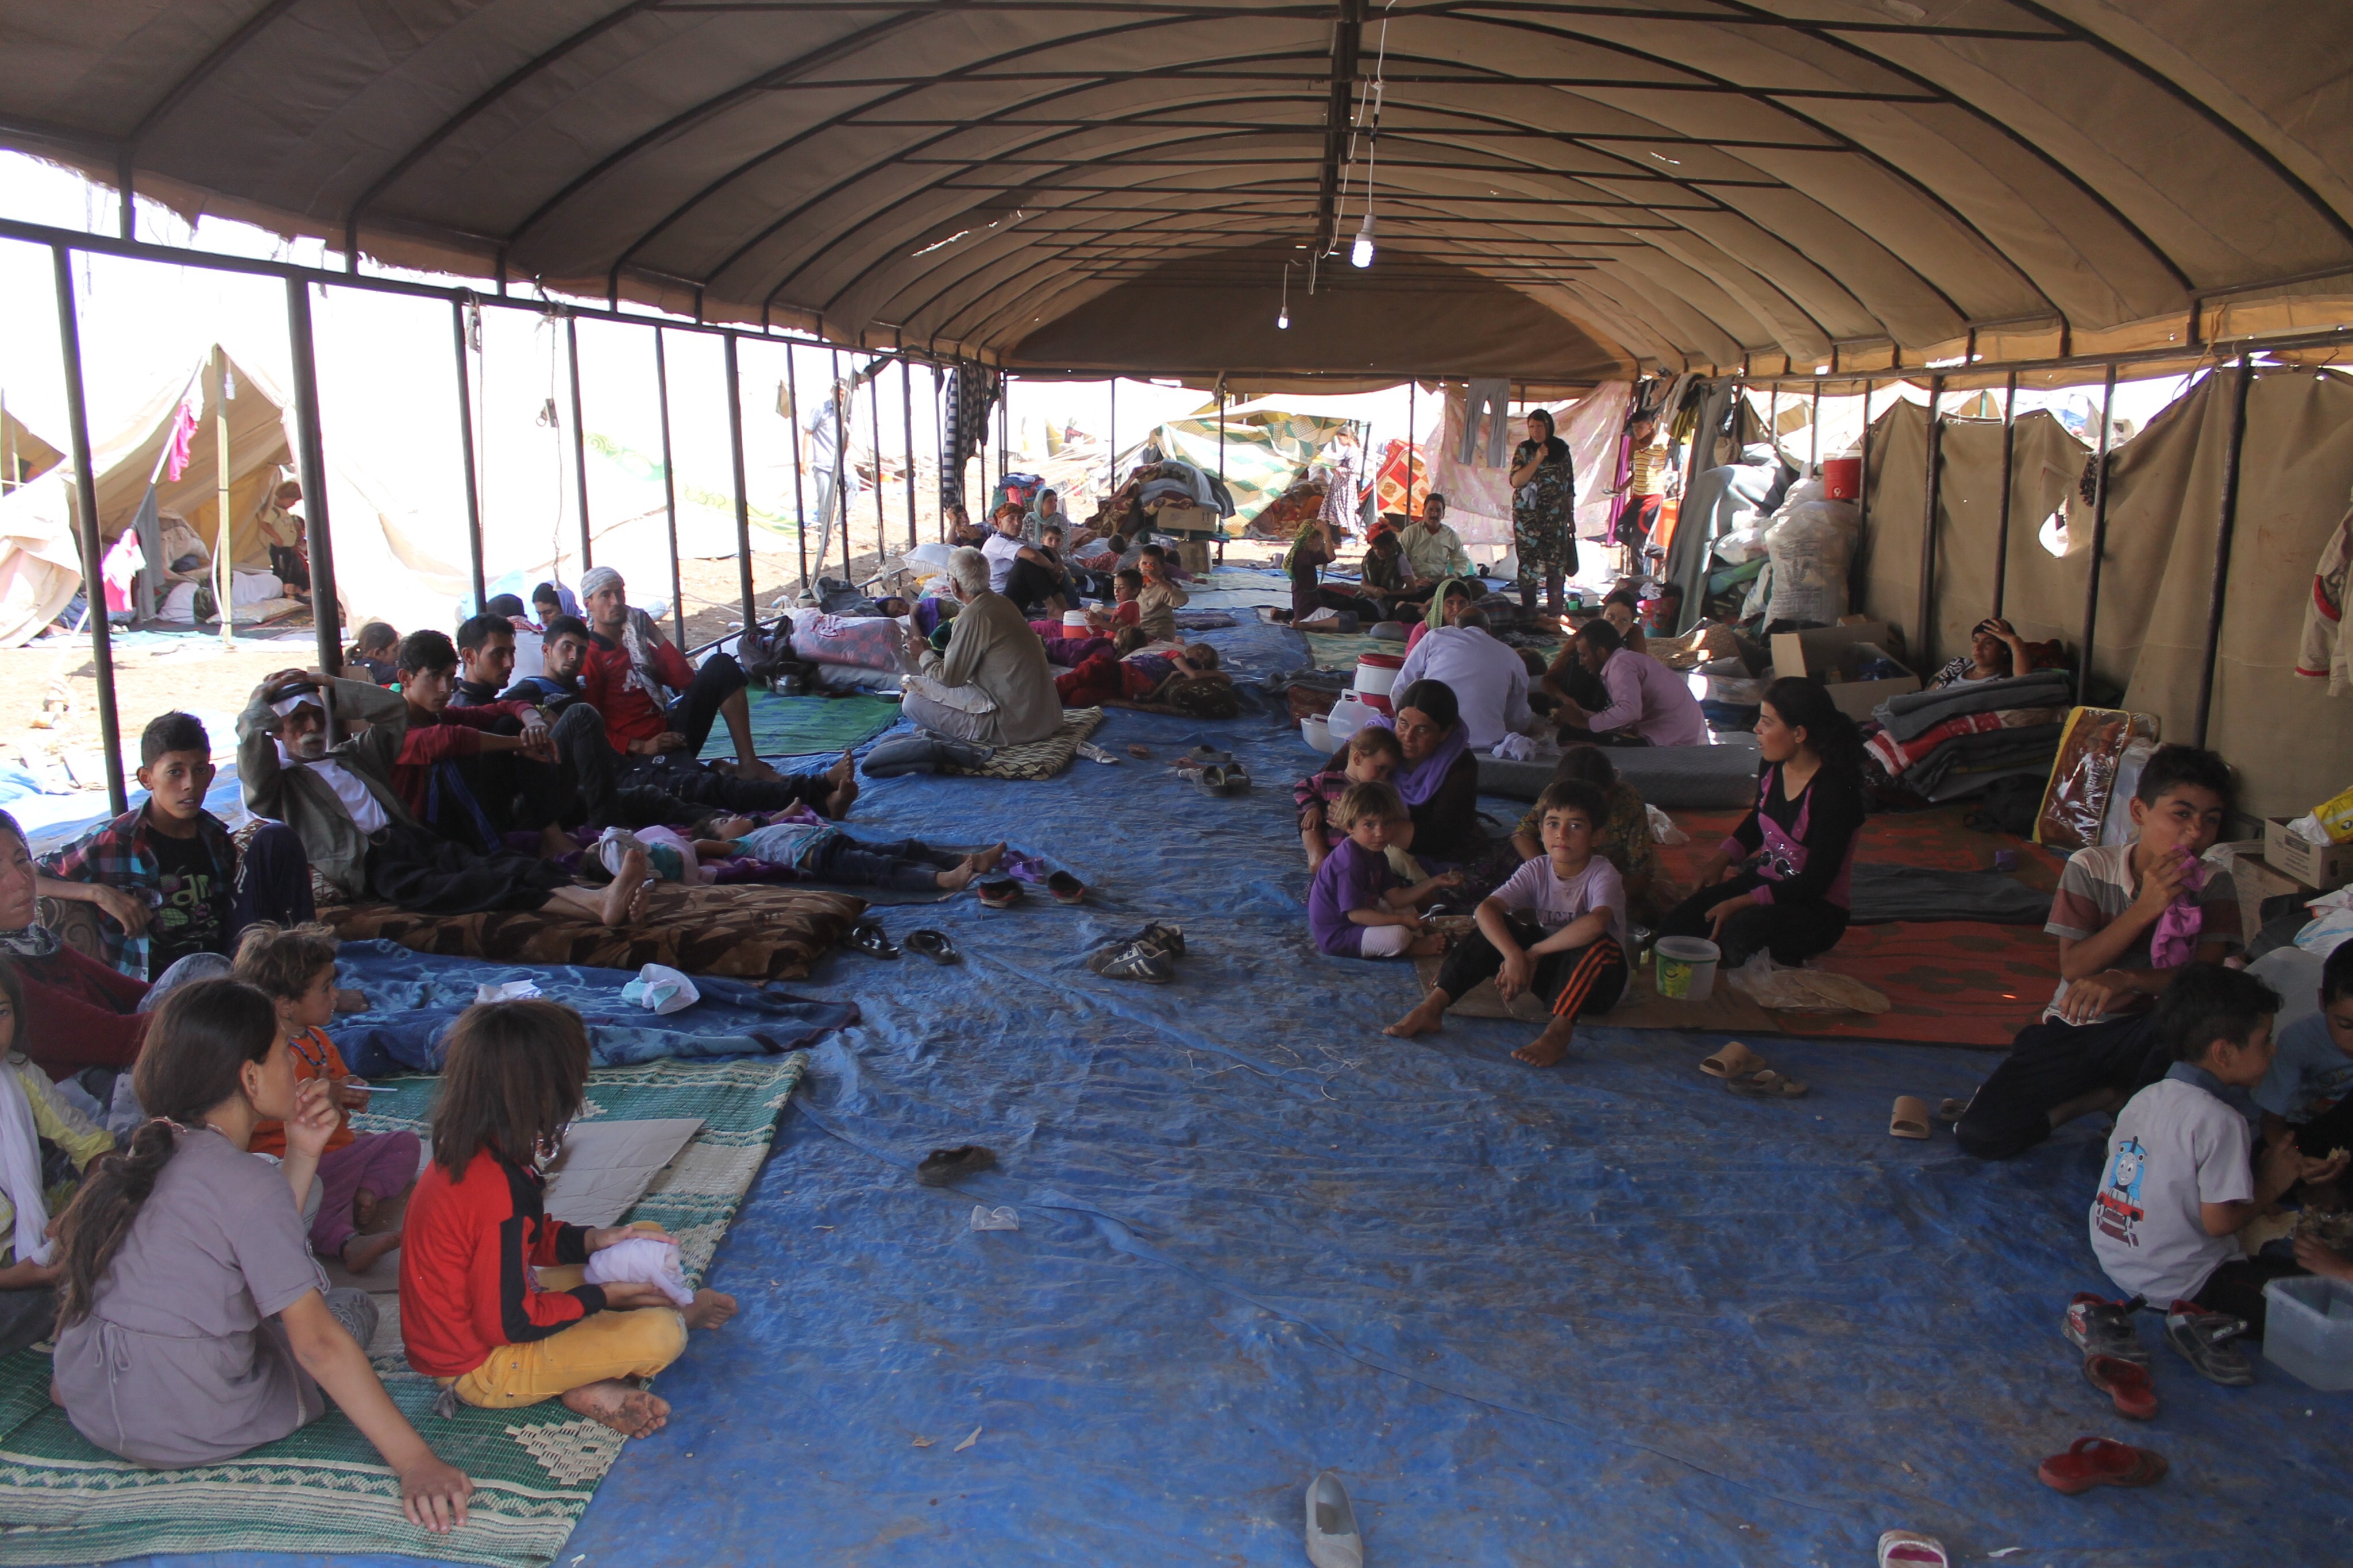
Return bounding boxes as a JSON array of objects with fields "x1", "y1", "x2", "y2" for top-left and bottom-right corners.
[
  {"x1": 2164, "y1": 1301, "x2": 2255, "y2": 1386},
  {"x1": 2063, "y1": 1292, "x2": 2148, "y2": 1364},
  {"x1": 1086, "y1": 939, "x2": 1174, "y2": 983},
  {"x1": 1135, "y1": 921, "x2": 1186, "y2": 957}
]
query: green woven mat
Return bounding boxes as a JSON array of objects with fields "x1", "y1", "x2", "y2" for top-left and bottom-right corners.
[
  {"x1": 940, "y1": 706, "x2": 1104, "y2": 779},
  {"x1": 0, "y1": 1053, "x2": 805, "y2": 1568},
  {"x1": 700, "y1": 690, "x2": 899, "y2": 762}
]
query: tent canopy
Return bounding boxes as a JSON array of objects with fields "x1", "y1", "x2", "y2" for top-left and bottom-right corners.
[
  {"x1": 6, "y1": 5, "x2": 2350, "y2": 379},
  {"x1": 2, "y1": 409, "x2": 62, "y2": 487}
]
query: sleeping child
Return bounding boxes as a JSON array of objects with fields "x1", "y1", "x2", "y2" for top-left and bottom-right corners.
[
  {"x1": 399, "y1": 999, "x2": 736, "y2": 1438},
  {"x1": 695, "y1": 811, "x2": 1006, "y2": 893},
  {"x1": 1294, "y1": 725, "x2": 1406, "y2": 872},
  {"x1": 1387, "y1": 779, "x2": 1629, "y2": 1068},
  {"x1": 1306, "y1": 781, "x2": 1460, "y2": 960},
  {"x1": 1054, "y1": 643, "x2": 1224, "y2": 708},
  {"x1": 236, "y1": 922, "x2": 419, "y2": 1272}
]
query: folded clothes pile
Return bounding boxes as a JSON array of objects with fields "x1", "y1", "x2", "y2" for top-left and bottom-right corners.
[
  {"x1": 1136, "y1": 459, "x2": 1235, "y2": 528},
  {"x1": 1869, "y1": 671, "x2": 2074, "y2": 801}
]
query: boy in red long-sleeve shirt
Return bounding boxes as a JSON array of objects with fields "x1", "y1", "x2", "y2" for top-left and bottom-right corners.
[
  {"x1": 400, "y1": 1001, "x2": 735, "y2": 1437},
  {"x1": 391, "y1": 631, "x2": 577, "y2": 859}
]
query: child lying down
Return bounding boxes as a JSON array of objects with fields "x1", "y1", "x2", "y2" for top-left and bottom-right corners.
[{"x1": 695, "y1": 811, "x2": 1006, "y2": 893}]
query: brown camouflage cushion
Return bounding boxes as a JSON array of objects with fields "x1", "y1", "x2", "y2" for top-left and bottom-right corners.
[{"x1": 319, "y1": 880, "x2": 866, "y2": 981}]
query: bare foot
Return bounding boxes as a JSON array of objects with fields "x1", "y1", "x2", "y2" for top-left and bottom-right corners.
[
  {"x1": 970, "y1": 841, "x2": 1008, "y2": 874},
  {"x1": 683, "y1": 1289, "x2": 738, "y2": 1330},
  {"x1": 733, "y1": 757, "x2": 784, "y2": 783},
  {"x1": 561, "y1": 1379, "x2": 671, "y2": 1438},
  {"x1": 1407, "y1": 932, "x2": 1447, "y2": 957},
  {"x1": 352, "y1": 1187, "x2": 380, "y2": 1230},
  {"x1": 599, "y1": 848, "x2": 650, "y2": 925},
  {"x1": 1513, "y1": 1019, "x2": 1576, "y2": 1067},
  {"x1": 936, "y1": 858, "x2": 982, "y2": 892},
  {"x1": 342, "y1": 1229, "x2": 403, "y2": 1273},
  {"x1": 1385, "y1": 994, "x2": 1450, "y2": 1039}
]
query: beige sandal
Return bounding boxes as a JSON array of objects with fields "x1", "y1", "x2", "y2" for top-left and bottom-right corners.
[
  {"x1": 1890, "y1": 1095, "x2": 1934, "y2": 1140},
  {"x1": 1700, "y1": 1040, "x2": 1766, "y2": 1079}
]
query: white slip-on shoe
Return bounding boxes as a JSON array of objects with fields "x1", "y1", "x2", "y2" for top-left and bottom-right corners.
[{"x1": 1304, "y1": 1470, "x2": 1363, "y2": 1568}]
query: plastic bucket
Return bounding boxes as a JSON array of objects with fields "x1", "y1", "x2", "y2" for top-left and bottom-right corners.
[
  {"x1": 1360, "y1": 690, "x2": 1392, "y2": 715},
  {"x1": 1301, "y1": 713, "x2": 1333, "y2": 752},
  {"x1": 1820, "y1": 457, "x2": 1862, "y2": 501},
  {"x1": 1654, "y1": 936, "x2": 1721, "y2": 1001},
  {"x1": 1355, "y1": 653, "x2": 1404, "y2": 698}
]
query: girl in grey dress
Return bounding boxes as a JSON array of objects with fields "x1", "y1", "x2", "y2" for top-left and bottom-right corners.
[{"x1": 48, "y1": 978, "x2": 474, "y2": 1534}]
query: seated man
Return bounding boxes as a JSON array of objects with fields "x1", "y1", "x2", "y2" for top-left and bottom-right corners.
[
  {"x1": 578, "y1": 566, "x2": 846, "y2": 816},
  {"x1": 237, "y1": 667, "x2": 654, "y2": 924},
  {"x1": 36, "y1": 711, "x2": 315, "y2": 981},
  {"x1": 897, "y1": 546, "x2": 1063, "y2": 747},
  {"x1": 389, "y1": 629, "x2": 577, "y2": 859},
  {"x1": 500, "y1": 615, "x2": 592, "y2": 712},
  {"x1": 1399, "y1": 494, "x2": 1472, "y2": 590},
  {"x1": 983, "y1": 504, "x2": 1071, "y2": 614},
  {"x1": 1392, "y1": 609, "x2": 1533, "y2": 751},
  {"x1": 1956, "y1": 746, "x2": 2242, "y2": 1161},
  {"x1": 1542, "y1": 620, "x2": 1708, "y2": 746},
  {"x1": 450, "y1": 611, "x2": 524, "y2": 708}
]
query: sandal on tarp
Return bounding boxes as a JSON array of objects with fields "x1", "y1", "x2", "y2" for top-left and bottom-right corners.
[
  {"x1": 1178, "y1": 746, "x2": 1233, "y2": 769},
  {"x1": 1221, "y1": 762, "x2": 1253, "y2": 794},
  {"x1": 1046, "y1": 871, "x2": 1086, "y2": 905},
  {"x1": 1725, "y1": 1069, "x2": 1808, "y2": 1099},
  {"x1": 2082, "y1": 1353, "x2": 2158, "y2": 1420},
  {"x1": 846, "y1": 921, "x2": 901, "y2": 959},
  {"x1": 1074, "y1": 741, "x2": 1120, "y2": 765},
  {"x1": 976, "y1": 879, "x2": 1022, "y2": 910},
  {"x1": 915, "y1": 1145, "x2": 997, "y2": 1186},
  {"x1": 1938, "y1": 1095, "x2": 1970, "y2": 1122},
  {"x1": 1890, "y1": 1095, "x2": 1933, "y2": 1139},
  {"x1": 1193, "y1": 764, "x2": 1231, "y2": 795},
  {"x1": 2035, "y1": 1436, "x2": 2167, "y2": 1494},
  {"x1": 1700, "y1": 1041, "x2": 1766, "y2": 1079},
  {"x1": 1876, "y1": 1530, "x2": 1949, "y2": 1568},
  {"x1": 905, "y1": 929, "x2": 961, "y2": 964}
]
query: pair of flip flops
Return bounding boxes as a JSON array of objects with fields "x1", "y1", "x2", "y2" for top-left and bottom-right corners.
[
  {"x1": 2036, "y1": 1435, "x2": 2168, "y2": 1494},
  {"x1": 1699, "y1": 1040, "x2": 1809, "y2": 1099},
  {"x1": 978, "y1": 873, "x2": 1086, "y2": 908},
  {"x1": 848, "y1": 920, "x2": 959, "y2": 963}
]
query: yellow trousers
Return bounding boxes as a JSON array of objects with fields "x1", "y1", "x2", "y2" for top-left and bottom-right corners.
[{"x1": 446, "y1": 1274, "x2": 686, "y2": 1410}]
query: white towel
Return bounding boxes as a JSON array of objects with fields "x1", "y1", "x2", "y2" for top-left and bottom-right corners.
[
  {"x1": 581, "y1": 1235, "x2": 694, "y2": 1306},
  {"x1": 0, "y1": 1063, "x2": 55, "y2": 1267}
]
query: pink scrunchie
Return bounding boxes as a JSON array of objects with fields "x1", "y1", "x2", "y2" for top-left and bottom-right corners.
[{"x1": 2147, "y1": 851, "x2": 2209, "y2": 970}]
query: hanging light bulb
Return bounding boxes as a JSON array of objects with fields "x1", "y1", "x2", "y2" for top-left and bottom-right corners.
[
  {"x1": 1351, "y1": 211, "x2": 1375, "y2": 269},
  {"x1": 1278, "y1": 261, "x2": 1292, "y2": 329},
  {"x1": 1278, "y1": 305, "x2": 1290, "y2": 330}
]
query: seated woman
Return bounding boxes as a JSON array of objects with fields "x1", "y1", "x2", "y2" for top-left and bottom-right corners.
[
  {"x1": 1317, "y1": 679, "x2": 1485, "y2": 867},
  {"x1": 1655, "y1": 677, "x2": 1865, "y2": 967},
  {"x1": 1543, "y1": 620, "x2": 1710, "y2": 747},
  {"x1": 0, "y1": 956, "x2": 115, "y2": 1358},
  {"x1": 1404, "y1": 578, "x2": 1475, "y2": 654},
  {"x1": 1509, "y1": 746, "x2": 1670, "y2": 925},
  {"x1": 1, "y1": 809, "x2": 153, "y2": 1082},
  {"x1": 1931, "y1": 616, "x2": 2034, "y2": 688},
  {"x1": 1599, "y1": 590, "x2": 1648, "y2": 655},
  {"x1": 50, "y1": 979, "x2": 473, "y2": 1531}
]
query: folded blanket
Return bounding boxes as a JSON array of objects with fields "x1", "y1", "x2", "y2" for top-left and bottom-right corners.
[
  {"x1": 1904, "y1": 724, "x2": 2063, "y2": 795},
  {"x1": 1847, "y1": 864, "x2": 2051, "y2": 925},
  {"x1": 1866, "y1": 708, "x2": 2066, "y2": 777},
  {"x1": 1875, "y1": 672, "x2": 2073, "y2": 741}
]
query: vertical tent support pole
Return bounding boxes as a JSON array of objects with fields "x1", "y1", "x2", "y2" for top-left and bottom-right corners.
[
  {"x1": 1106, "y1": 377, "x2": 1116, "y2": 503},
  {"x1": 869, "y1": 359, "x2": 886, "y2": 566},
  {"x1": 654, "y1": 329, "x2": 685, "y2": 644},
  {"x1": 214, "y1": 349, "x2": 233, "y2": 646},
  {"x1": 724, "y1": 334, "x2": 755, "y2": 635},
  {"x1": 1851, "y1": 380, "x2": 1873, "y2": 611},
  {"x1": 566, "y1": 314, "x2": 592, "y2": 573},
  {"x1": 1915, "y1": 375, "x2": 1946, "y2": 670},
  {"x1": 285, "y1": 277, "x2": 344, "y2": 687},
  {"x1": 54, "y1": 244, "x2": 127, "y2": 817},
  {"x1": 2193, "y1": 352, "x2": 2254, "y2": 747},
  {"x1": 2076, "y1": 365, "x2": 2119, "y2": 706},
  {"x1": 1991, "y1": 371, "x2": 2018, "y2": 616},
  {"x1": 1766, "y1": 387, "x2": 1778, "y2": 463},
  {"x1": 1217, "y1": 383, "x2": 1227, "y2": 482},
  {"x1": 932, "y1": 364, "x2": 945, "y2": 538},
  {"x1": 1406, "y1": 377, "x2": 1416, "y2": 517},
  {"x1": 451, "y1": 300, "x2": 487, "y2": 611},
  {"x1": 1808, "y1": 381, "x2": 1822, "y2": 472},
  {"x1": 788, "y1": 347, "x2": 809, "y2": 597},
  {"x1": 902, "y1": 357, "x2": 917, "y2": 551},
  {"x1": 829, "y1": 349, "x2": 847, "y2": 571}
]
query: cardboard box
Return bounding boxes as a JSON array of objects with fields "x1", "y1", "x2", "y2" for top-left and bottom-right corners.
[
  {"x1": 2264, "y1": 817, "x2": 2353, "y2": 892},
  {"x1": 1176, "y1": 539, "x2": 1212, "y2": 576},
  {"x1": 1768, "y1": 620, "x2": 1921, "y2": 721}
]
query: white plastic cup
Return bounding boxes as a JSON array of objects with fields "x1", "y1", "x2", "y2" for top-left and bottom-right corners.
[{"x1": 1653, "y1": 936, "x2": 1721, "y2": 1002}]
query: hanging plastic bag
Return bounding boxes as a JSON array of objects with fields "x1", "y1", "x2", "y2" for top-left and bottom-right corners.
[{"x1": 2036, "y1": 708, "x2": 2159, "y2": 851}]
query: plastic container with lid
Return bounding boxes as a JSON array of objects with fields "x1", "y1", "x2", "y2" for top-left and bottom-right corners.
[
  {"x1": 1820, "y1": 456, "x2": 1862, "y2": 500},
  {"x1": 2262, "y1": 1274, "x2": 2353, "y2": 1390}
]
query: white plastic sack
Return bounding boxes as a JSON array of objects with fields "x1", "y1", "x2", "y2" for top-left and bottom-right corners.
[
  {"x1": 1646, "y1": 804, "x2": 1689, "y2": 845},
  {"x1": 581, "y1": 1235, "x2": 695, "y2": 1306},
  {"x1": 2293, "y1": 888, "x2": 2353, "y2": 960},
  {"x1": 622, "y1": 963, "x2": 701, "y2": 1015},
  {"x1": 1761, "y1": 488, "x2": 1860, "y2": 628}
]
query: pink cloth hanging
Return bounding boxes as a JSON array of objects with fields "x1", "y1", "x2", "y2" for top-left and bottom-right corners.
[{"x1": 161, "y1": 401, "x2": 199, "y2": 482}]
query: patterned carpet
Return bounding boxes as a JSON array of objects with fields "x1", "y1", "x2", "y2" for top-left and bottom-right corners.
[
  {"x1": 1660, "y1": 805, "x2": 2063, "y2": 1049},
  {"x1": 0, "y1": 1054, "x2": 805, "y2": 1568},
  {"x1": 940, "y1": 705, "x2": 1104, "y2": 779}
]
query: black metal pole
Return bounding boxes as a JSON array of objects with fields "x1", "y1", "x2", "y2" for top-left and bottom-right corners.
[
  {"x1": 52, "y1": 246, "x2": 128, "y2": 817},
  {"x1": 1217, "y1": 382, "x2": 1227, "y2": 482},
  {"x1": 2076, "y1": 364, "x2": 2119, "y2": 705},
  {"x1": 284, "y1": 277, "x2": 345, "y2": 685},
  {"x1": 450, "y1": 300, "x2": 487, "y2": 610},
  {"x1": 566, "y1": 313, "x2": 592, "y2": 572},
  {"x1": 830, "y1": 348, "x2": 848, "y2": 571},
  {"x1": 724, "y1": 334, "x2": 756, "y2": 635},
  {"x1": 868, "y1": 358, "x2": 886, "y2": 563},
  {"x1": 655, "y1": 329, "x2": 685, "y2": 644},
  {"x1": 1406, "y1": 377, "x2": 1415, "y2": 517},
  {"x1": 1991, "y1": 370, "x2": 2018, "y2": 617},
  {"x1": 1808, "y1": 381, "x2": 1822, "y2": 472},
  {"x1": 2193, "y1": 354, "x2": 2254, "y2": 746},
  {"x1": 1851, "y1": 380, "x2": 1873, "y2": 612},
  {"x1": 932, "y1": 364, "x2": 946, "y2": 539},
  {"x1": 788, "y1": 347, "x2": 809, "y2": 596},
  {"x1": 1106, "y1": 376, "x2": 1116, "y2": 505},
  {"x1": 1915, "y1": 376, "x2": 1946, "y2": 671},
  {"x1": 901, "y1": 357, "x2": 917, "y2": 551}
]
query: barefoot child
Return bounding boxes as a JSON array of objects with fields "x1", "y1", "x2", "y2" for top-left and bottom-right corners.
[
  {"x1": 1307, "y1": 781, "x2": 1458, "y2": 960},
  {"x1": 398, "y1": 1000, "x2": 736, "y2": 1438},
  {"x1": 1294, "y1": 726, "x2": 1405, "y2": 872},
  {"x1": 49, "y1": 979, "x2": 473, "y2": 1530},
  {"x1": 236, "y1": 923, "x2": 419, "y2": 1272},
  {"x1": 1388, "y1": 779, "x2": 1629, "y2": 1067},
  {"x1": 696, "y1": 812, "x2": 1006, "y2": 893}
]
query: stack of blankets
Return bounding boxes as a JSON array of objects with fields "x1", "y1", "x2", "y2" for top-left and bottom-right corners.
[
  {"x1": 1865, "y1": 670, "x2": 2074, "y2": 801},
  {"x1": 1136, "y1": 459, "x2": 1234, "y2": 531}
]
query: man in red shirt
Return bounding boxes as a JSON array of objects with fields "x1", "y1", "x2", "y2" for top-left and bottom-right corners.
[{"x1": 577, "y1": 567, "x2": 853, "y2": 817}]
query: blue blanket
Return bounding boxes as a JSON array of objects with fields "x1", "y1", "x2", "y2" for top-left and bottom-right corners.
[{"x1": 329, "y1": 939, "x2": 859, "y2": 1075}]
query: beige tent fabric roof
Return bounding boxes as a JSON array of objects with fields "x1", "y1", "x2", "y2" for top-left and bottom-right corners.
[{"x1": 5, "y1": 2, "x2": 2351, "y2": 379}]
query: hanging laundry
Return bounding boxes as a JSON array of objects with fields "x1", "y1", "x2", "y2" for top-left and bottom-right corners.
[
  {"x1": 161, "y1": 400, "x2": 199, "y2": 483},
  {"x1": 100, "y1": 528, "x2": 145, "y2": 615},
  {"x1": 2297, "y1": 499, "x2": 2351, "y2": 696},
  {"x1": 1459, "y1": 378, "x2": 1511, "y2": 466}
]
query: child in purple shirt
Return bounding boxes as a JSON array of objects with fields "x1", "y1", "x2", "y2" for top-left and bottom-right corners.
[
  {"x1": 1307, "y1": 781, "x2": 1459, "y2": 959},
  {"x1": 1294, "y1": 725, "x2": 1405, "y2": 872}
]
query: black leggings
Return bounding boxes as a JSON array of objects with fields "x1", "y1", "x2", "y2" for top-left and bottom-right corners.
[
  {"x1": 2196, "y1": 1256, "x2": 2306, "y2": 1335},
  {"x1": 1656, "y1": 871, "x2": 1847, "y2": 968},
  {"x1": 1435, "y1": 920, "x2": 1627, "y2": 1019},
  {"x1": 1953, "y1": 1013, "x2": 2165, "y2": 1161},
  {"x1": 665, "y1": 651, "x2": 750, "y2": 755}
]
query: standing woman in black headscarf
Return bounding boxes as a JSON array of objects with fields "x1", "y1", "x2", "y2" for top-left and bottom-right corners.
[{"x1": 1509, "y1": 408, "x2": 1575, "y2": 616}]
